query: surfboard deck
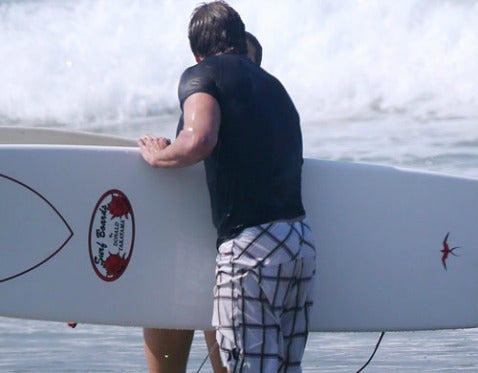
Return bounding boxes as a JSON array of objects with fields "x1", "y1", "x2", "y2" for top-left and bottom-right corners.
[{"x1": 1, "y1": 144, "x2": 477, "y2": 332}]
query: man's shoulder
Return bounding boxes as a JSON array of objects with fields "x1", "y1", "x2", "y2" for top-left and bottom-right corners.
[
  {"x1": 178, "y1": 60, "x2": 220, "y2": 106},
  {"x1": 180, "y1": 57, "x2": 219, "y2": 81}
]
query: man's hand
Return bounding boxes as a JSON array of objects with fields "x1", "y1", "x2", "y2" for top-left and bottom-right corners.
[{"x1": 138, "y1": 135, "x2": 171, "y2": 167}]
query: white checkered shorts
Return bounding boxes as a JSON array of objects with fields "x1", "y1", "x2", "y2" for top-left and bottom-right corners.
[{"x1": 212, "y1": 219, "x2": 316, "y2": 373}]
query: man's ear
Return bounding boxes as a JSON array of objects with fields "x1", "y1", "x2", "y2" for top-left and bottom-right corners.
[{"x1": 195, "y1": 55, "x2": 203, "y2": 63}]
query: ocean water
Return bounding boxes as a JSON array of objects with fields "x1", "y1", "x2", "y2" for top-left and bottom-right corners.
[{"x1": 1, "y1": 0, "x2": 478, "y2": 371}]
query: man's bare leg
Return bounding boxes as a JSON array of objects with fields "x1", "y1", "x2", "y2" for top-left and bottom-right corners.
[{"x1": 143, "y1": 328, "x2": 194, "y2": 373}]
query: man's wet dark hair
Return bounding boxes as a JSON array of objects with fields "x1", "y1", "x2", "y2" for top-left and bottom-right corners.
[{"x1": 188, "y1": 1, "x2": 247, "y2": 58}]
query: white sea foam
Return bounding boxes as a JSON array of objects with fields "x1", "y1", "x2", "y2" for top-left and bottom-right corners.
[{"x1": 0, "y1": 0, "x2": 476, "y2": 125}]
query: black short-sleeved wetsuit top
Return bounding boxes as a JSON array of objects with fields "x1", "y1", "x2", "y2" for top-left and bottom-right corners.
[{"x1": 178, "y1": 53, "x2": 305, "y2": 245}]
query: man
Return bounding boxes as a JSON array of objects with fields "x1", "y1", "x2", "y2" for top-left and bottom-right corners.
[
  {"x1": 141, "y1": 28, "x2": 263, "y2": 369},
  {"x1": 141, "y1": 29, "x2": 263, "y2": 373},
  {"x1": 139, "y1": 1, "x2": 316, "y2": 372}
]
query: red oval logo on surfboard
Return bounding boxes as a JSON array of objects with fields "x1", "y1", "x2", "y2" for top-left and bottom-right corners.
[{"x1": 89, "y1": 189, "x2": 135, "y2": 282}]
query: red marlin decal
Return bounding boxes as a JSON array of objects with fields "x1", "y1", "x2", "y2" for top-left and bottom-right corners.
[{"x1": 441, "y1": 232, "x2": 460, "y2": 270}]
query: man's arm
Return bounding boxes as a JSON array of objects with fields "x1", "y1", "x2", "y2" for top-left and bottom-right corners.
[{"x1": 138, "y1": 92, "x2": 220, "y2": 168}]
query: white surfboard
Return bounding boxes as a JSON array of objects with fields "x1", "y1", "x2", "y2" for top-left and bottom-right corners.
[{"x1": 1, "y1": 144, "x2": 478, "y2": 332}]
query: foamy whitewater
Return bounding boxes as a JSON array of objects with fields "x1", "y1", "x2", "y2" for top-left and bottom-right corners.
[
  {"x1": 1, "y1": 0, "x2": 478, "y2": 371},
  {"x1": 0, "y1": 0, "x2": 477, "y2": 125}
]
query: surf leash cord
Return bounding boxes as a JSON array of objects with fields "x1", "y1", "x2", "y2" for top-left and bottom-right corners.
[
  {"x1": 355, "y1": 331, "x2": 386, "y2": 372},
  {"x1": 196, "y1": 341, "x2": 218, "y2": 373}
]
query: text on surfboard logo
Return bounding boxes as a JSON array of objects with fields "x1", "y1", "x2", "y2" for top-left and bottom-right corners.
[{"x1": 89, "y1": 189, "x2": 135, "y2": 281}]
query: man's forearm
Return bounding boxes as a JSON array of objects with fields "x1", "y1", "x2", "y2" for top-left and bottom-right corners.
[{"x1": 139, "y1": 129, "x2": 215, "y2": 168}]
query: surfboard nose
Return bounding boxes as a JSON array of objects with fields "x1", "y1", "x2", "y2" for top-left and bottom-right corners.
[{"x1": 0, "y1": 174, "x2": 73, "y2": 282}]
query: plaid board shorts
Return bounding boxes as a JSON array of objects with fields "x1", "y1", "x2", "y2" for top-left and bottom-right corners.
[{"x1": 212, "y1": 219, "x2": 316, "y2": 373}]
